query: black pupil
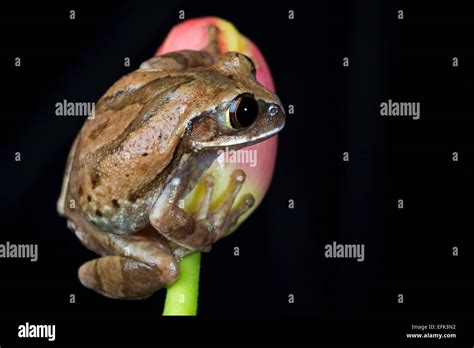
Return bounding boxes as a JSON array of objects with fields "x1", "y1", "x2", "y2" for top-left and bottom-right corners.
[{"x1": 233, "y1": 96, "x2": 258, "y2": 128}]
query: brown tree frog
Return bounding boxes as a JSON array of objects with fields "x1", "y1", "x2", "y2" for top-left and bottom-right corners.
[{"x1": 57, "y1": 26, "x2": 285, "y2": 299}]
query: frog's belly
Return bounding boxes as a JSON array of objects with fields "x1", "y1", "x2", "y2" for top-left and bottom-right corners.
[
  {"x1": 66, "y1": 164, "x2": 163, "y2": 235},
  {"x1": 84, "y1": 192, "x2": 158, "y2": 235}
]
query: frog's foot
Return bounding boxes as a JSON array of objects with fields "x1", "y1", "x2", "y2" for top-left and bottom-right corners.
[
  {"x1": 78, "y1": 231, "x2": 179, "y2": 300},
  {"x1": 196, "y1": 170, "x2": 255, "y2": 245},
  {"x1": 150, "y1": 169, "x2": 255, "y2": 252}
]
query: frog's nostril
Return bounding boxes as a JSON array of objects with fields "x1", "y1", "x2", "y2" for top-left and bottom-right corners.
[{"x1": 268, "y1": 105, "x2": 279, "y2": 116}]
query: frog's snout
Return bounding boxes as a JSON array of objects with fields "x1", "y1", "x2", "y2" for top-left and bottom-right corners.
[{"x1": 264, "y1": 102, "x2": 286, "y2": 133}]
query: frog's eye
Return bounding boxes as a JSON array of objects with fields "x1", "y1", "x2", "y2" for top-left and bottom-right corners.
[{"x1": 226, "y1": 94, "x2": 258, "y2": 130}]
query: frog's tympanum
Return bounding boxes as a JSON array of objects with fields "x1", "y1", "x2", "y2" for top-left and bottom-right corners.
[{"x1": 57, "y1": 25, "x2": 285, "y2": 299}]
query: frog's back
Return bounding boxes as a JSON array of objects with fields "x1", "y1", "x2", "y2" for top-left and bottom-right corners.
[{"x1": 67, "y1": 70, "x2": 197, "y2": 233}]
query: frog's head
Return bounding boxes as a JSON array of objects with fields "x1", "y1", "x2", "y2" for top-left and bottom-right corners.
[{"x1": 187, "y1": 52, "x2": 285, "y2": 151}]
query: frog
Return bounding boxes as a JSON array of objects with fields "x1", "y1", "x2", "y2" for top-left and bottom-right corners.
[{"x1": 57, "y1": 25, "x2": 285, "y2": 300}]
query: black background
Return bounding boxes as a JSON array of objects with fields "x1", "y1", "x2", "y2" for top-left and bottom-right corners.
[{"x1": 1, "y1": 0, "x2": 473, "y2": 344}]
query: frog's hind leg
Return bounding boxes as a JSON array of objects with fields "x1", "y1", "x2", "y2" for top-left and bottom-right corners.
[
  {"x1": 77, "y1": 228, "x2": 179, "y2": 300},
  {"x1": 139, "y1": 50, "x2": 215, "y2": 72},
  {"x1": 139, "y1": 25, "x2": 221, "y2": 72}
]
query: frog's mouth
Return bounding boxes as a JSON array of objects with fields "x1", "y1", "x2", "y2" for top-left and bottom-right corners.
[
  {"x1": 191, "y1": 101, "x2": 285, "y2": 151},
  {"x1": 214, "y1": 124, "x2": 284, "y2": 148}
]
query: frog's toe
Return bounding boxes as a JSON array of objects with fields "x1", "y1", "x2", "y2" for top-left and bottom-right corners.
[
  {"x1": 194, "y1": 174, "x2": 214, "y2": 220},
  {"x1": 223, "y1": 193, "x2": 255, "y2": 234}
]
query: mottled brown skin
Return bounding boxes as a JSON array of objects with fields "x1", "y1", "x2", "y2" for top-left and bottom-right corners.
[{"x1": 57, "y1": 26, "x2": 285, "y2": 300}]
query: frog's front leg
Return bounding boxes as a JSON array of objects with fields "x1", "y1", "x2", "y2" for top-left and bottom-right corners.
[
  {"x1": 77, "y1": 228, "x2": 179, "y2": 300},
  {"x1": 150, "y1": 169, "x2": 255, "y2": 251}
]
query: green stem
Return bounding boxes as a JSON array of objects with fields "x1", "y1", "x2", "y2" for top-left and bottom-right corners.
[{"x1": 162, "y1": 252, "x2": 201, "y2": 316}]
